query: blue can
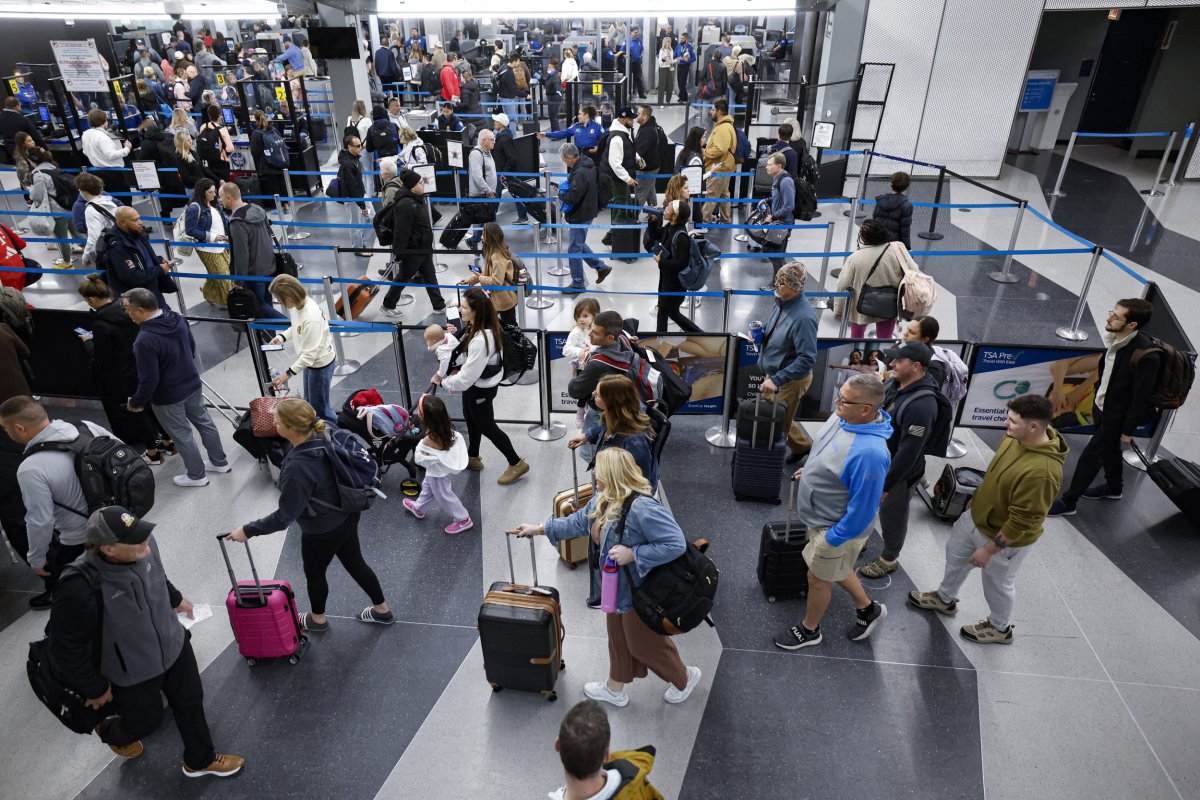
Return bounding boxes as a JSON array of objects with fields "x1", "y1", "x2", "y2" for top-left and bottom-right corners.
[{"x1": 749, "y1": 320, "x2": 763, "y2": 346}]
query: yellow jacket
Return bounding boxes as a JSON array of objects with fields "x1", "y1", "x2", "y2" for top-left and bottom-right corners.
[{"x1": 702, "y1": 115, "x2": 736, "y2": 173}]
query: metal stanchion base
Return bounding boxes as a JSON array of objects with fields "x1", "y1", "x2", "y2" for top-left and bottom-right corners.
[
  {"x1": 334, "y1": 359, "x2": 362, "y2": 376},
  {"x1": 705, "y1": 422, "x2": 736, "y2": 448},
  {"x1": 1055, "y1": 326, "x2": 1089, "y2": 342},
  {"x1": 1124, "y1": 448, "x2": 1151, "y2": 472},
  {"x1": 526, "y1": 294, "x2": 554, "y2": 309},
  {"x1": 543, "y1": 234, "x2": 558, "y2": 245},
  {"x1": 548, "y1": 266, "x2": 570, "y2": 277},
  {"x1": 1048, "y1": 191, "x2": 1067, "y2": 198},
  {"x1": 946, "y1": 436, "x2": 968, "y2": 459},
  {"x1": 290, "y1": 231, "x2": 311, "y2": 240},
  {"x1": 528, "y1": 420, "x2": 567, "y2": 441},
  {"x1": 434, "y1": 262, "x2": 448, "y2": 273},
  {"x1": 810, "y1": 298, "x2": 831, "y2": 310},
  {"x1": 830, "y1": 267, "x2": 842, "y2": 278},
  {"x1": 397, "y1": 292, "x2": 415, "y2": 306},
  {"x1": 917, "y1": 231, "x2": 944, "y2": 241},
  {"x1": 1139, "y1": 189, "x2": 1166, "y2": 197},
  {"x1": 988, "y1": 271, "x2": 1020, "y2": 284}
]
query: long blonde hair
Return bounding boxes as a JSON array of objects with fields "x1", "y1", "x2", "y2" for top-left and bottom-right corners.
[
  {"x1": 275, "y1": 397, "x2": 326, "y2": 437},
  {"x1": 170, "y1": 107, "x2": 190, "y2": 130},
  {"x1": 174, "y1": 131, "x2": 194, "y2": 163},
  {"x1": 589, "y1": 448, "x2": 652, "y2": 529}
]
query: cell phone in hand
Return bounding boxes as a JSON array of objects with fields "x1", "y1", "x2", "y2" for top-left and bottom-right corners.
[
  {"x1": 260, "y1": 343, "x2": 284, "y2": 351},
  {"x1": 651, "y1": 243, "x2": 665, "y2": 256},
  {"x1": 75, "y1": 327, "x2": 90, "y2": 336}
]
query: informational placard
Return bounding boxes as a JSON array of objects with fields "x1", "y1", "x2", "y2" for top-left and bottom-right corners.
[
  {"x1": 131, "y1": 161, "x2": 160, "y2": 190},
  {"x1": 414, "y1": 164, "x2": 436, "y2": 193},
  {"x1": 960, "y1": 344, "x2": 1152, "y2": 436},
  {"x1": 7, "y1": 79, "x2": 17, "y2": 95},
  {"x1": 50, "y1": 39, "x2": 109, "y2": 93},
  {"x1": 682, "y1": 165, "x2": 703, "y2": 195},
  {"x1": 1019, "y1": 70, "x2": 1059, "y2": 113},
  {"x1": 447, "y1": 139, "x2": 464, "y2": 168},
  {"x1": 274, "y1": 85, "x2": 287, "y2": 102},
  {"x1": 402, "y1": 66, "x2": 413, "y2": 82},
  {"x1": 548, "y1": 333, "x2": 728, "y2": 415},
  {"x1": 813, "y1": 121, "x2": 835, "y2": 150}
]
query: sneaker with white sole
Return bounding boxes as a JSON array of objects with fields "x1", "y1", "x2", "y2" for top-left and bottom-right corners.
[
  {"x1": 773, "y1": 624, "x2": 822, "y2": 651},
  {"x1": 960, "y1": 619, "x2": 1013, "y2": 645},
  {"x1": 1080, "y1": 483, "x2": 1123, "y2": 501},
  {"x1": 203, "y1": 460, "x2": 232, "y2": 474},
  {"x1": 847, "y1": 601, "x2": 887, "y2": 641},
  {"x1": 584, "y1": 681, "x2": 629, "y2": 708},
  {"x1": 664, "y1": 665, "x2": 702, "y2": 704},
  {"x1": 402, "y1": 498, "x2": 425, "y2": 519},
  {"x1": 182, "y1": 753, "x2": 244, "y2": 778},
  {"x1": 908, "y1": 590, "x2": 957, "y2": 616},
  {"x1": 381, "y1": 306, "x2": 403, "y2": 318},
  {"x1": 445, "y1": 518, "x2": 474, "y2": 534},
  {"x1": 173, "y1": 475, "x2": 210, "y2": 487}
]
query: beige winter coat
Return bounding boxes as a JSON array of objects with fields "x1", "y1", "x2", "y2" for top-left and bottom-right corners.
[{"x1": 834, "y1": 242, "x2": 907, "y2": 324}]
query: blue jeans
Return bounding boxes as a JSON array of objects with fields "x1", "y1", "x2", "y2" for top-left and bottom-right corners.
[
  {"x1": 304, "y1": 359, "x2": 337, "y2": 424},
  {"x1": 250, "y1": 280, "x2": 287, "y2": 320},
  {"x1": 567, "y1": 225, "x2": 606, "y2": 288}
]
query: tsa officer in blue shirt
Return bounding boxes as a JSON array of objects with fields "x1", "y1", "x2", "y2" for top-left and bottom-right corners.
[
  {"x1": 14, "y1": 74, "x2": 39, "y2": 111},
  {"x1": 622, "y1": 28, "x2": 646, "y2": 100},
  {"x1": 540, "y1": 105, "x2": 605, "y2": 165},
  {"x1": 674, "y1": 33, "x2": 695, "y2": 104}
]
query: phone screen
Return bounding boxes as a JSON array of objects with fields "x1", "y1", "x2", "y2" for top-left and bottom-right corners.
[
  {"x1": 260, "y1": 343, "x2": 284, "y2": 351},
  {"x1": 75, "y1": 327, "x2": 90, "y2": 335}
]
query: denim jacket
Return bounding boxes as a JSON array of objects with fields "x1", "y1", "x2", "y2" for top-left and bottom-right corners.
[
  {"x1": 543, "y1": 495, "x2": 684, "y2": 614},
  {"x1": 183, "y1": 201, "x2": 229, "y2": 243}
]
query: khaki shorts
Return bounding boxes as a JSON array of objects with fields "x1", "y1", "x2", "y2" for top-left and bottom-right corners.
[{"x1": 802, "y1": 527, "x2": 868, "y2": 582}]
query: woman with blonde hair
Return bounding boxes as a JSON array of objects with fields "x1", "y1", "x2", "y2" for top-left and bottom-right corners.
[
  {"x1": 267, "y1": 275, "x2": 337, "y2": 423},
  {"x1": 514, "y1": 448, "x2": 699, "y2": 708},
  {"x1": 459, "y1": 221, "x2": 518, "y2": 325},
  {"x1": 166, "y1": 106, "x2": 197, "y2": 142},
  {"x1": 397, "y1": 125, "x2": 428, "y2": 170},
  {"x1": 656, "y1": 37, "x2": 674, "y2": 106},
  {"x1": 172, "y1": 130, "x2": 212, "y2": 190},
  {"x1": 228, "y1": 397, "x2": 393, "y2": 631}
]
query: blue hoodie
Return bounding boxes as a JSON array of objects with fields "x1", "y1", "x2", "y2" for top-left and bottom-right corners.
[
  {"x1": 794, "y1": 410, "x2": 893, "y2": 546},
  {"x1": 131, "y1": 309, "x2": 201, "y2": 408}
]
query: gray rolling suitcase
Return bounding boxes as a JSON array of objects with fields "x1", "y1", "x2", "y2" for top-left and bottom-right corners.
[{"x1": 732, "y1": 394, "x2": 788, "y2": 504}]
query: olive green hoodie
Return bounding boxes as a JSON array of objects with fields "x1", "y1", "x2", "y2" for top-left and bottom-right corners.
[{"x1": 970, "y1": 427, "x2": 1068, "y2": 548}]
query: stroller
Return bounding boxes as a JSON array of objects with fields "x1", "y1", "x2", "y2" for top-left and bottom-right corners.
[{"x1": 336, "y1": 388, "x2": 422, "y2": 495}]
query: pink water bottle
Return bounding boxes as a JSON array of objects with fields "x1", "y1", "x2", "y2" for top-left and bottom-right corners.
[{"x1": 601, "y1": 557, "x2": 619, "y2": 613}]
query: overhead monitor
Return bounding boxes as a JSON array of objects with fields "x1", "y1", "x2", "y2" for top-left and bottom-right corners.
[{"x1": 306, "y1": 27, "x2": 361, "y2": 60}]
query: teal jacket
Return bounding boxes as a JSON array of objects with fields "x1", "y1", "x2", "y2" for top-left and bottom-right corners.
[{"x1": 758, "y1": 293, "x2": 818, "y2": 387}]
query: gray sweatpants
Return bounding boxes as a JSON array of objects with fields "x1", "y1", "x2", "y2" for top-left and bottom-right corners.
[
  {"x1": 153, "y1": 389, "x2": 228, "y2": 480},
  {"x1": 936, "y1": 513, "x2": 1032, "y2": 630}
]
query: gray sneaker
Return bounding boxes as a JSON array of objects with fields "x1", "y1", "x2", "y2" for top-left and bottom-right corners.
[
  {"x1": 381, "y1": 306, "x2": 403, "y2": 318},
  {"x1": 908, "y1": 590, "x2": 957, "y2": 616}
]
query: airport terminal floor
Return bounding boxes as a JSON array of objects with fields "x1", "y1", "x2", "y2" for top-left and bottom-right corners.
[{"x1": 2, "y1": 83, "x2": 1200, "y2": 800}]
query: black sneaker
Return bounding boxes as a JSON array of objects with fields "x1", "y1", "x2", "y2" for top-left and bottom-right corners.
[
  {"x1": 29, "y1": 591, "x2": 53, "y2": 610},
  {"x1": 585, "y1": 596, "x2": 601, "y2": 609},
  {"x1": 848, "y1": 601, "x2": 888, "y2": 641},
  {"x1": 1081, "y1": 484, "x2": 1123, "y2": 501},
  {"x1": 773, "y1": 624, "x2": 822, "y2": 651},
  {"x1": 1047, "y1": 498, "x2": 1077, "y2": 517}
]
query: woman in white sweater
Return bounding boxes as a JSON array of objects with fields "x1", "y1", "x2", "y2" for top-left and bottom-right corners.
[
  {"x1": 267, "y1": 275, "x2": 338, "y2": 423},
  {"x1": 431, "y1": 287, "x2": 529, "y2": 485}
]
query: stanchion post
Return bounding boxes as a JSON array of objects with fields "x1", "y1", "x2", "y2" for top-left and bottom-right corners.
[
  {"x1": 842, "y1": 148, "x2": 870, "y2": 252},
  {"x1": 1050, "y1": 132, "x2": 1077, "y2": 198},
  {"x1": 1140, "y1": 131, "x2": 1175, "y2": 197},
  {"x1": 428, "y1": 200, "x2": 447, "y2": 273},
  {"x1": 273, "y1": 194, "x2": 290, "y2": 246},
  {"x1": 281, "y1": 168, "x2": 309, "y2": 240},
  {"x1": 541, "y1": 170, "x2": 558, "y2": 244},
  {"x1": 838, "y1": 290, "x2": 851, "y2": 337},
  {"x1": 150, "y1": 195, "x2": 173, "y2": 261},
  {"x1": 331, "y1": 247, "x2": 364, "y2": 329},
  {"x1": 917, "y1": 166, "x2": 947, "y2": 241},
  {"x1": 1055, "y1": 245, "x2": 1103, "y2": 342},
  {"x1": 527, "y1": 328, "x2": 567, "y2": 442},
  {"x1": 320, "y1": 276, "x2": 362, "y2": 375},
  {"x1": 988, "y1": 200, "x2": 1027, "y2": 284},
  {"x1": 705, "y1": 291, "x2": 737, "y2": 448},
  {"x1": 1164, "y1": 123, "x2": 1193, "y2": 187},
  {"x1": 390, "y1": 324, "x2": 413, "y2": 411},
  {"x1": 527, "y1": 222, "x2": 553, "y2": 309},
  {"x1": 811, "y1": 223, "x2": 835, "y2": 310},
  {"x1": 548, "y1": 222, "x2": 570, "y2": 277}
]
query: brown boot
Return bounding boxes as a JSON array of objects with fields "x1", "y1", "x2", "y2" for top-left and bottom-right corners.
[
  {"x1": 109, "y1": 740, "x2": 144, "y2": 759},
  {"x1": 182, "y1": 753, "x2": 245, "y2": 779},
  {"x1": 467, "y1": 457, "x2": 484, "y2": 471},
  {"x1": 497, "y1": 459, "x2": 530, "y2": 485}
]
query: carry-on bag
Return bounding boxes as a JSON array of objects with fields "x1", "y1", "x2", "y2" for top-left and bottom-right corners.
[
  {"x1": 217, "y1": 534, "x2": 307, "y2": 665},
  {"x1": 233, "y1": 410, "x2": 291, "y2": 468},
  {"x1": 438, "y1": 210, "x2": 473, "y2": 249},
  {"x1": 732, "y1": 394, "x2": 788, "y2": 503},
  {"x1": 757, "y1": 476, "x2": 809, "y2": 602},
  {"x1": 503, "y1": 177, "x2": 548, "y2": 224},
  {"x1": 249, "y1": 390, "x2": 289, "y2": 437},
  {"x1": 928, "y1": 464, "x2": 986, "y2": 521},
  {"x1": 1132, "y1": 442, "x2": 1200, "y2": 526},
  {"x1": 334, "y1": 277, "x2": 380, "y2": 320},
  {"x1": 478, "y1": 530, "x2": 565, "y2": 701},
  {"x1": 552, "y1": 450, "x2": 591, "y2": 568}
]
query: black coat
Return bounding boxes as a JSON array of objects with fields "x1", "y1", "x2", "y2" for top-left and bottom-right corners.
[
  {"x1": 457, "y1": 80, "x2": 482, "y2": 115},
  {"x1": 83, "y1": 301, "x2": 141, "y2": 399},
  {"x1": 337, "y1": 149, "x2": 366, "y2": 209},
  {"x1": 1097, "y1": 330, "x2": 1161, "y2": 435},
  {"x1": 656, "y1": 223, "x2": 690, "y2": 294},
  {"x1": 562, "y1": 156, "x2": 599, "y2": 223},
  {"x1": 389, "y1": 185, "x2": 433, "y2": 262},
  {"x1": 872, "y1": 193, "x2": 913, "y2": 250},
  {"x1": 135, "y1": 128, "x2": 186, "y2": 196},
  {"x1": 633, "y1": 118, "x2": 663, "y2": 172}
]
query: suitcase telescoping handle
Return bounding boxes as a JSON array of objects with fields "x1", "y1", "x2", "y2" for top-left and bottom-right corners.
[
  {"x1": 1129, "y1": 440, "x2": 1151, "y2": 468},
  {"x1": 503, "y1": 528, "x2": 540, "y2": 588},
  {"x1": 750, "y1": 390, "x2": 779, "y2": 448},
  {"x1": 216, "y1": 534, "x2": 267, "y2": 605},
  {"x1": 785, "y1": 474, "x2": 799, "y2": 539},
  {"x1": 571, "y1": 447, "x2": 580, "y2": 506}
]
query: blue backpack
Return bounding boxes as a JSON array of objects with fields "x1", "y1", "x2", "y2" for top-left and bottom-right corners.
[
  {"x1": 678, "y1": 235, "x2": 716, "y2": 291},
  {"x1": 309, "y1": 428, "x2": 383, "y2": 513},
  {"x1": 260, "y1": 127, "x2": 290, "y2": 169},
  {"x1": 732, "y1": 126, "x2": 752, "y2": 164}
]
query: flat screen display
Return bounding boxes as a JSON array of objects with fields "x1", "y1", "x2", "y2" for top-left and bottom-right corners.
[
  {"x1": 222, "y1": 107, "x2": 235, "y2": 125},
  {"x1": 307, "y1": 27, "x2": 360, "y2": 60}
]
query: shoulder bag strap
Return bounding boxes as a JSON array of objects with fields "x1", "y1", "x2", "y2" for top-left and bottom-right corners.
[{"x1": 862, "y1": 245, "x2": 889, "y2": 285}]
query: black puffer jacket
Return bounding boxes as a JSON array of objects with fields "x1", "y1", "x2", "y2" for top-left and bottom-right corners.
[
  {"x1": 872, "y1": 192, "x2": 913, "y2": 250},
  {"x1": 389, "y1": 185, "x2": 433, "y2": 263}
]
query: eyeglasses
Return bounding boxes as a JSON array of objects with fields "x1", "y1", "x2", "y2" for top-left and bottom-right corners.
[
  {"x1": 835, "y1": 394, "x2": 873, "y2": 408},
  {"x1": 1107, "y1": 310, "x2": 1125, "y2": 320}
]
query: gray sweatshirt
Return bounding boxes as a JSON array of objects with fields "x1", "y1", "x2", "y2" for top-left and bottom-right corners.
[
  {"x1": 468, "y1": 145, "x2": 496, "y2": 197},
  {"x1": 18, "y1": 420, "x2": 112, "y2": 568}
]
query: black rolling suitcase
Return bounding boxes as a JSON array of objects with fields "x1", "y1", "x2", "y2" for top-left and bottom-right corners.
[
  {"x1": 478, "y1": 530, "x2": 565, "y2": 701},
  {"x1": 610, "y1": 223, "x2": 642, "y2": 258},
  {"x1": 1133, "y1": 442, "x2": 1200, "y2": 526},
  {"x1": 757, "y1": 476, "x2": 809, "y2": 602},
  {"x1": 922, "y1": 464, "x2": 986, "y2": 521},
  {"x1": 504, "y1": 177, "x2": 548, "y2": 224},
  {"x1": 233, "y1": 411, "x2": 290, "y2": 468},
  {"x1": 732, "y1": 395, "x2": 788, "y2": 504},
  {"x1": 439, "y1": 210, "x2": 474, "y2": 249}
]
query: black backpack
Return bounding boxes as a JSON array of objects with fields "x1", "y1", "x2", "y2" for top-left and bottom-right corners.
[
  {"x1": 26, "y1": 427, "x2": 155, "y2": 517},
  {"x1": 899, "y1": 387, "x2": 954, "y2": 459},
  {"x1": 27, "y1": 583, "x2": 106, "y2": 734},
  {"x1": 196, "y1": 125, "x2": 224, "y2": 170},
  {"x1": 373, "y1": 195, "x2": 402, "y2": 246},
  {"x1": 227, "y1": 283, "x2": 263, "y2": 321},
  {"x1": 616, "y1": 494, "x2": 719, "y2": 636},
  {"x1": 794, "y1": 175, "x2": 817, "y2": 221},
  {"x1": 48, "y1": 168, "x2": 79, "y2": 210},
  {"x1": 371, "y1": 121, "x2": 399, "y2": 157},
  {"x1": 499, "y1": 322, "x2": 537, "y2": 384},
  {"x1": 343, "y1": 118, "x2": 365, "y2": 145},
  {"x1": 799, "y1": 150, "x2": 820, "y2": 189},
  {"x1": 1132, "y1": 337, "x2": 1196, "y2": 411}
]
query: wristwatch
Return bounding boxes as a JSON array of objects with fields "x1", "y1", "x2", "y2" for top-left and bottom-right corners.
[{"x1": 991, "y1": 534, "x2": 1006, "y2": 548}]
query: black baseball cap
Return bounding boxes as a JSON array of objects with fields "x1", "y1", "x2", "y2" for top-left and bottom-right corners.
[
  {"x1": 889, "y1": 341, "x2": 932, "y2": 367},
  {"x1": 617, "y1": 106, "x2": 637, "y2": 120},
  {"x1": 86, "y1": 506, "x2": 155, "y2": 547}
]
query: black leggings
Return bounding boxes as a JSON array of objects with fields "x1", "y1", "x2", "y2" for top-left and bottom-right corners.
[
  {"x1": 657, "y1": 294, "x2": 702, "y2": 333},
  {"x1": 463, "y1": 384, "x2": 520, "y2": 465},
  {"x1": 300, "y1": 514, "x2": 385, "y2": 615}
]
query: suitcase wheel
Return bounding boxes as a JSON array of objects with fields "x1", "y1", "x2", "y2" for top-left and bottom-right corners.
[
  {"x1": 772, "y1": 497, "x2": 782, "y2": 505},
  {"x1": 541, "y1": 690, "x2": 558, "y2": 702},
  {"x1": 490, "y1": 683, "x2": 502, "y2": 693},
  {"x1": 245, "y1": 657, "x2": 257, "y2": 666},
  {"x1": 288, "y1": 654, "x2": 300, "y2": 665},
  {"x1": 560, "y1": 660, "x2": 566, "y2": 671},
  {"x1": 767, "y1": 595, "x2": 776, "y2": 603}
]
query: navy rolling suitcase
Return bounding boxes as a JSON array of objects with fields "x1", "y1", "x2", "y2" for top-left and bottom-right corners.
[
  {"x1": 504, "y1": 177, "x2": 548, "y2": 224},
  {"x1": 732, "y1": 395, "x2": 788, "y2": 504},
  {"x1": 478, "y1": 530, "x2": 565, "y2": 701},
  {"x1": 1133, "y1": 442, "x2": 1200, "y2": 528},
  {"x1": 757, "y1": 477, "x2": 809, "y2": 601}
]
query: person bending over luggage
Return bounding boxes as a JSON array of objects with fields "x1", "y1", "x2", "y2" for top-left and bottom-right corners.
[
  {"x1": 48, "y1": 505, "x2": 245, "y2": 778},
  {"x1": 433, "y1": 288, "x2": 529, "y2": 486},
  {"x1": 549, "y1": 700, "x2": 664, "y2": 800},
  {"x1": 516, "y1": 448, "x2": 701, "y2": 708},
  {"x1": 267, "y1": 275, "x2": 337, "y2": 424},
  {"x1": 228, "y1": 398, "x2": 394, "y2": 630},
  {"x1": 652, "y1": 199, "x2": 703, "y2": 334}
]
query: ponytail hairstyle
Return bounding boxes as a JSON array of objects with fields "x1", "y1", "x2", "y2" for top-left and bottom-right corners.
[
  {"x1": 274, "y1": 397, "x2": 325, "y2": 438},
  {"x1": 417, "y1": 394, "x2": 456, "y2": 450}
]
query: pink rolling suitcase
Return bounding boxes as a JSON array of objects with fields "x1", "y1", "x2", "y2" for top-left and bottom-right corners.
[{"x1": 217, "y1": 534, "x2": 308, "y2": 666}]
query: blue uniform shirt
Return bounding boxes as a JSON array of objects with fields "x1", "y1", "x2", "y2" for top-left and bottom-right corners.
[
  {"x1": 546, "y1": 119, "x2": 605, "y2": 151},
  {"x1": 674, "y1": 43, "x2": 695, "y2": 68}
]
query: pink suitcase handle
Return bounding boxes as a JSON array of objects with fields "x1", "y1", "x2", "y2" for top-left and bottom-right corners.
[{"x1": 217, "y1": 534, "x2": 266, "y2": 606}]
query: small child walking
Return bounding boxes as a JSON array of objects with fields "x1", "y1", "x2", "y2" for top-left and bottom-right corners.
[
  {"x1": 563, "y1": 297, "x2": 600, "y2": 428},
  {"x1": 403, "y1": 394, "x2": 473, "y2": 534}
]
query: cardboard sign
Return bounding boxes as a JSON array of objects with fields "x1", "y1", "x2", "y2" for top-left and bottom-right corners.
[{"x1": 414, "y1": 163, "x2": 436, "y2": 193}]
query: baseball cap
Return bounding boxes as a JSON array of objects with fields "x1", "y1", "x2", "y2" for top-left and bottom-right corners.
[
  {"x1": 890, "y1": 341, "x2": 931, "y2": 367},
  {"x1": 86, "y1": 506, "x2": 155, "y2": 547},
  {"x1": 491, "y1": 112, "x2": 510, "y2": 127},
  {"x1": 617, "y1": 106, "x2": 636, "y2": 120}
]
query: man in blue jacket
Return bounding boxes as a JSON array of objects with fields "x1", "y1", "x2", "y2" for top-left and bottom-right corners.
[
  {"x1": 673, "y1": 33, "x2": 695, "y2": 104},
  {"x1": 123, "y1": 289, "x2": 230, "y2": 489},
  {"x1": 274, "y1": 36, "x2": 305, "y2": 73},
  {"x1": 773, "y1": 372, "x2": 892, "y2": 651},
  {"x1": 757, "y1": 262, "x2": 818, "y2": 463},
  {"x1": 101, "y1": 208, "x2": 172, "y2": 309}
]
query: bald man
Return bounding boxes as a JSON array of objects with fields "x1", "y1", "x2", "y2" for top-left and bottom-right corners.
[{"x1": 102, "y1": 207, "x2": 173, "y2": 308}]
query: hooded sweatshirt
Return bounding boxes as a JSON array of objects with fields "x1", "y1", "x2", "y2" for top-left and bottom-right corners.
[
  {"x1": 228, "y1": 201, "x2": 276, "y2": 277},
  {"x1": 970, "y1": 428, "x2": 1068, "y2": 548},
  {"x1": 245, "y1": 438, "x2": 348, "y2": 537},
  {"x1": 793, "y1": 410, "x2": 893, "y2": 546},
  {"x1": 131, "y1": 309, "x2": 201, "y2": 408}
]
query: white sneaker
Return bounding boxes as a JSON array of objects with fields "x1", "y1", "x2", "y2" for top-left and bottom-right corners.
[
  {"x1": 381, "y1": 307, "x2": 402, "y2": 318},
  {"x1": 734, "y1": 233, "x2": 749, "y2": 243},
  {"x1": 203, "y1": 460, "x2": 232, "y2": 474},
  {"x1": 173, "y1": 475, "x2": 210, "y2": 487},
  {"x1": 583, "y1": 681, "x2": 629, "y2": 708},
  {"x1": 664, "y1": 666, "x2": 702, "y2": 704}
]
